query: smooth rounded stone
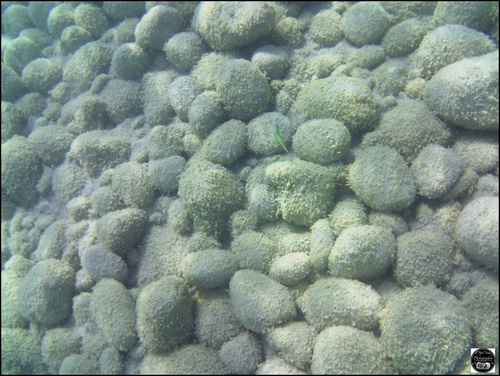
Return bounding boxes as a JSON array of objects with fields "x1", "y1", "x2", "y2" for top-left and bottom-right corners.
[
  {"x1": 194, "y1": 290, "x2": 244, "y2": 349},
  {"x1": 74, "y1": 3, "x2": 111, "y2": 38},
  {"x1": 229, "y1": 270, "x2": 296, "y2": 333},
  {"x1": 59, "y1": 354, "x2": 98, "y2": 375},
  {"x1": 410, "y1": 144, "x2": 463, "y2": 199},
  {"x1": 297, "y1": 277, "x2": 381, "y2": 332},
  {"x1": 373, "y1": 60, "x2": 408, "y2": 96},
  {"x1": 102, "y1": 2, "x2": 144, "y2": 23},
  {"x1": 31, "y1": 220, "x2": 67, "y2": 262},
  {"x1": 328, "y1": 225, "x2": 396, "y2": 281},
  {"x1": 142, "y1": 71, "x2": 177, "y2": 126},
  {"x1": 1, "y1": 102, "x2": 26, "y2": 143},
  {"x1": 247, "y1": 183, "x2": 279, "y2": 222},
  {"x1": 361, "y1": 100, "x2": 452, "y2": 163},
  {"x1": 367, "y1": 212, "x2": 408, "y2": 237},
  {"x1": 395, "y1": 230, "x2": 454, "y2": 287},
  {"x1": 432, "y1": 2, "x2": 498, "y2": 32},
  {"x1": 349, "y1": 146, "x2": 416, "y2": 212},
  {"x1": 424, "y1": 51, "x2": 498, "y2": 131},
  {"x1": 231, "y1": 230, "x2": 276, "y2": 274},
  {"x1": 2, "y1": 4, "x2": 34, "y2": 37},
  {"x1": 452, "y1": 132, "x2": 499, "y2": 175},
  {"x1": 27, "y1": 124, "x2": 74, "y2": 167},
  {"x1": 461, "y1": 277, "x2": 499, "y2": 349},
  {"x1": 47, "y1": 3, "x2": 75, "y2": 38},
  {"x1": 98, "y1": 79, "x2": 142, "y2": 125},
  {"x1": 63, "y1": 42, "x2": 114, "y2": 94},
  {"x1": 60, "y1": 25, "x2": 93, "y2": 53},
  {"x1": 41, "y1": 327, "x2": 81, "y2": 374},
  {"x1": 181, "y1": 249, "x2": 239, "y2": 289},
  {"x1": 192, "y1": 2, "x2": 276, "y2": 51},
  {"x1": 311, "y1": 326, "x2": 387, "y2": 374},
  {"x1": 455, "y1": 196, "x2": 499, "y2": 270},
  {"x1": 51, "y1": 164, "x2": 86, "y2": 204}
]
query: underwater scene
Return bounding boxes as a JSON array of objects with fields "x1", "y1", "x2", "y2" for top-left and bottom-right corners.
[{"x1": 1, "y1": 1, "x2": 499, "y2": 374}]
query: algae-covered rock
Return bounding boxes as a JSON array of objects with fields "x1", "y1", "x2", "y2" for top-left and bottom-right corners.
[
  {"x1": 216, "y1": 59, "x2": 271, "y2": 122},
  {"x1": 410, "y1": 144, "x2": 463, "y2": 199},
  {"x1": 342, "y1": 2, "x2": 391, "y2": 46},
  {"x1": 329, "y1": 225, "x2": 395, "y2": 281},
  {"x1": 298, "y1": 277, "x2": 381, "y2": 332},
  {"x1": 455, "y1": 196, "x2": 499, "y2": 270},
  {"x1": 296, "y1": 75, "x2": 377, "y2": 134},
  {"x1": 196, "y1": 119, "x2": 247, "y2": 166},
  {"x1": 69, "y1": 130, "x2": 130, "y2": 177},
  {"x1": 192, "y1": 2, "x2": 276, "y2": 51},
  {"x1": 380, "y1": 286, "x2": 472, "y2": 374},
  {"x1": 135, "y1": 5, "x2": 184, "y2": 50},
  {"x1": 425, "y1": 51, "x2": 498, "y2": 131},
  {"x1": 179, "y1": 159, "x2": 244, "y2": 236},
  {"x1": 312, "y1": 325, "x2": 387, "y2": 374},
  {"x1": 111, "y1": 162, "x2": 156, "y2": 208},
  {"x1": 137, "y1": 276, "x2": 193, "y2": 353},
  {"x1": 265, "y1": 159, "x2": 336, "y2": 226},
  {"x1": 2, "y1": 135, "x2": 43, "y2": 207},
  {"x1": 181, "y1": 249, "x2": 239, "y2": 289},
  {"x1": 91, "y1": 278, "x2": 137, "y2": 351},
  {"x1": 18, "y1": 259, "x2": 75, "y2": 328},
  {"x1": 292, "y1": 119, "x2": 350, "y2": 165},
  {"x1": 229, "y1": 269, "x2": 296, "y2": 333},
  {"x1": 413, "y1": 24, "x2": 496, "y2": 79},
  {"x1": 395, "y1": 230, "x2": 454, "y2": 287},
  {"x1": 349, "y1": 146, "x2": 416, "y2": 212}
]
